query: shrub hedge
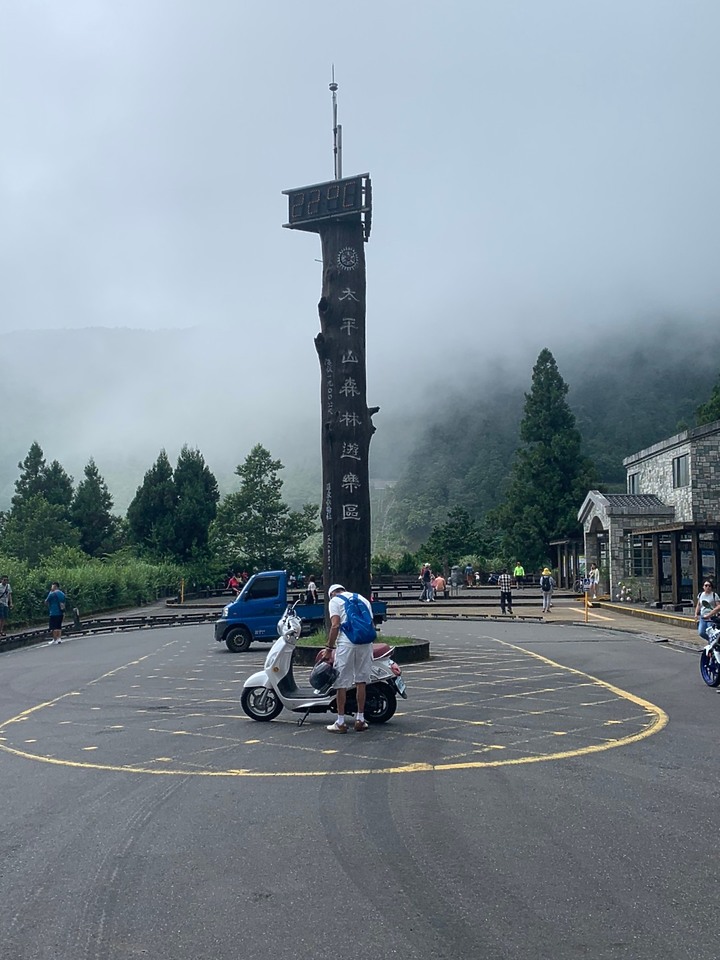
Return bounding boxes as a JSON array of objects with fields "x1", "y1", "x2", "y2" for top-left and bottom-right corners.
[{"x1": 0, "y1": 554, "x2": 182, "y2": 626}]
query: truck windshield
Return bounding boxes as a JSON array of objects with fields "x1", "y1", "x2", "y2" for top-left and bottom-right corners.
[{"x1": 243, "y1": 577, "x2": 280, "y2": 600}]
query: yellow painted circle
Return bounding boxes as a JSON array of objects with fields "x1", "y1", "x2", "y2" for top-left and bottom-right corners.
[{"x1": 0, "y1": 638, "x2": 667, "y2": 778}]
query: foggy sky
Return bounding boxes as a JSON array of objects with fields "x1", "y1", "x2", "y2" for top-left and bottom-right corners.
[{"x1": 2, "y1": 1, "x2": 720, "y2": 502}]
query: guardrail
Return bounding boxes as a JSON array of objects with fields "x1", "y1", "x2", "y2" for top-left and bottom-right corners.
[
  {"x1": 0, "y1": 597, "x2": 550, "y2": 655},
  {"x1": 0, "y1": 610, "x2": 220, "y2": 653}
]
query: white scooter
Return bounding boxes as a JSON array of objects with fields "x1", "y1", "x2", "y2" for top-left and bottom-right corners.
[{"x1": 240, "y1": 603, "x2": 407, "y2": 726}]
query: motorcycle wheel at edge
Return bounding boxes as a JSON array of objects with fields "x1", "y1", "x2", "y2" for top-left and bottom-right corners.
[
  {"x1": 700, "y1": 650, "x2": 720, "y2": 687},
  {"x1": 364, "y1": 682, "x2": 397, "y2": 724},
  {"x1": 241, "y1": 686, "x2": 284, "y2": 720}
]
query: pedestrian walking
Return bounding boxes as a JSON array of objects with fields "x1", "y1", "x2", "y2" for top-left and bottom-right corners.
[
  {"x1": 589, "y1": 563, "x2": 600, "y2": 600},
  {"x1": 0, "y1": 575, "x2": 12, "y2": 637},
  {"x1": 305, "y1": 576, "x2": 318, "y2": 604},
  {"x1": 45, "y1": 581, "x2": 66, "y2": 645},
  {"x1": 419, "y1": 563, "x2": 433, "y2": 601},
  {"x1": 497, "y1": 568, "x2": 513, "y2": 615},
  {"x1": 540, "y1": 568, "x2": 555, "y2": 613}
]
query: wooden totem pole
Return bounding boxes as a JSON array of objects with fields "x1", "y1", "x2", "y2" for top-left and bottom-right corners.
[{"x1": 283, "y1": 78, "x2": 375, "y2": 600}]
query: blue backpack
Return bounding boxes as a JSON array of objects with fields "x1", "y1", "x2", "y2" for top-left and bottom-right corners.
[{"x1": 339, "y1": 593, "x2": 377, "y2": 645}]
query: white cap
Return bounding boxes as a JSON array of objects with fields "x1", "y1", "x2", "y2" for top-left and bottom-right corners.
[{"x1": 328, "y1": 584, "x2": 345, "y2": 595}]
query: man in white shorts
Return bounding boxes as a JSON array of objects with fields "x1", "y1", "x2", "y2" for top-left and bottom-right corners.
[{"x1": 324, "y1": 584, "x2": 374, "y2": 733}]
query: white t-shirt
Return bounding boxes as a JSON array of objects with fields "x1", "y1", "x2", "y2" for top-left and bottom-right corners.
[
  {"x1": 328, "y1": 591, "x2": 373, "y2": 642},
  {"x1": 697, "y1": 590, "x2": 719, "y2": 617}
]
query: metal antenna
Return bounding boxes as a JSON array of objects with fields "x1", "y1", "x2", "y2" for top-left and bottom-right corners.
[{"x1": 330, "y1": 65, "x2": 342, "y2": 180}]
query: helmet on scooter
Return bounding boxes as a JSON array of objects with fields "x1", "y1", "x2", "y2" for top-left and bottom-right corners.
[{"x1": 309, "y1": 660, "x2": 338, "y2": 695}]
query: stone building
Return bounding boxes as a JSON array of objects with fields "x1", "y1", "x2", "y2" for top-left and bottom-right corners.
[{"x1": 577, "y1": 420, "x2": 720, "y2": 606}]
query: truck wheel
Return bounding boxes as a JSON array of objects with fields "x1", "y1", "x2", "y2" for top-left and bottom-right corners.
[{"x1": 225, "y1": 627, "x2": 252, "y2": 653}]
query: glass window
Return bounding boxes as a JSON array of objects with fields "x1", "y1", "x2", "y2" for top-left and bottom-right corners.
[
  {"x1": 628, "y1": 473, "x2": 639, "y2": 494},
  {"x1": 672, "y1": 454, "x2": 689, "y2": 488},
  {"x1": 245, "y1": 577, "x2": 280, "y2": 600},
  {"x1": 624, "y1": 534, "x2": 653, "y2": 578}
]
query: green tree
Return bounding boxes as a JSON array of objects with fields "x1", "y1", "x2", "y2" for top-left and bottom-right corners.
[
  {"x1": 71, "y1": 458, "x2": 119, "y2": 556},
  {"x1": 418, "y1": 507, "x2": 487, "y2": 574},
  {"x1": 696, "y1": 378, "x2": 720, "y2": 427},
  {"x1": 173, "y1": 445, "x2": 219, "y2": 560},
  {"x1": 3, "y1": 493, "x2": 81, "y2": 566},
  {"x1": 11, "y1": 442, "x2": 74, "y2": 517},
  {"x1": 43, "y1": 460, "x2": 74, "y2": 513},
  {"x1": 126, "y1": 450, "x2": 177, "y2": 556},
  {"x1": 12, "y1": 441, "x2": 48, "y2": 509},
  {"x1": 492, "y1": 349, "x2": 596, "y2": 570},
  {"x1": 210, "y1": 444, "x2": 318, "y2": 571},
  {"x1": 387, "y1": 391, "x2": 523, "y2": 549}
]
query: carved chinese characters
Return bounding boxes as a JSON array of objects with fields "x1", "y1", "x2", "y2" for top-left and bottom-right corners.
[{"x1": 315, "y1": 220, "x2": 376, "y2": 599}]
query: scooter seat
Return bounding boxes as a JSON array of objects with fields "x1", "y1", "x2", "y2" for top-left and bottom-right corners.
[
  {"x1": 372, "y1": 642, "x2": 392, "y2": 658},
  {"x1": 314, "y1": 642, "x2": 393, "y2": 666}
]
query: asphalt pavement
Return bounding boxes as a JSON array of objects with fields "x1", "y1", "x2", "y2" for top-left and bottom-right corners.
[
  {"x1": 2, "y1": 588, "x2": 701, "y2": 651},
  {"x1": 382, "y1": 591, "x2": 703, "y2": 651},
  {"x1": 0, "y1": 609, "x2": 716, "y2": 960}
]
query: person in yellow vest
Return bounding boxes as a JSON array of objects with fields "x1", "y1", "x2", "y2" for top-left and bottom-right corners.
[{"x1": 513, "y1": 562, "x2": 525, "y2": 589}]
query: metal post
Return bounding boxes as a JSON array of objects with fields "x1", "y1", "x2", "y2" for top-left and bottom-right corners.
[{"x1": 330, "y1": 66, "x2": 342, "y2": 180}]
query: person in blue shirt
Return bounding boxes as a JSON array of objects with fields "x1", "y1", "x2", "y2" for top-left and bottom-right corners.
[{"x1": 45, "y1": 581, "x2": 66, "y2": 645}]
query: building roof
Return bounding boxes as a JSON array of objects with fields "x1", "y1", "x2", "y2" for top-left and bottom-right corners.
[
  {"x1": 623, "y1": 418, "x2": 720, "y2": 466},
  {"x1": 602, "y1": 494, "x2": 667, "y2": 509},
  {"x1": 578, "y1": 490, "x2": 675, "y2": 524}
]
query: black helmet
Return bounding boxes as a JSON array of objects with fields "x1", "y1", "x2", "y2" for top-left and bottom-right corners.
[{"x1": 309, "y1": 661, "x2": 338, "y2": 695}]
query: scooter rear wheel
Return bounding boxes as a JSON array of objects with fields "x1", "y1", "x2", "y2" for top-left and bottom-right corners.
[
  {"x1": 700, "y1": 650, "x2": 720, "y2": 687},
  {"x1": 241, "y1": 686, "x2": 284, "y2": 721},
  {"x1": 365, "y1": 683, "x2": 397, "y2": 724}
]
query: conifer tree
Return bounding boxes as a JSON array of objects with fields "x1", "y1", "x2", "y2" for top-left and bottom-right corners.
[
  {"x1": 492, "y1": 349, "x2": 596, "y2": 570},
  {"x1": 11, "y1": 443, "x2": 74, "y2": 523},
  {"x1": 173, "y1": 445, "x2": 219, "y2": 560},
  {"x1": 210, "y1": 444, "x2": 318, "y2": 571},
  {"x1": 696, "y1": 379, "x2": 720, "y2": 427},
  {"x1": 71, "y1": 458, "x2": 118, "y2": 556},
  {"x1": 43, "y1": 460, "x2": 74, "y2": 513},
  {"x1": 126, "y1": 450, "x2": 177, "y2": 556},
  {"x1": 12, "y1": 441, "x2": 48, "y2": 509}
]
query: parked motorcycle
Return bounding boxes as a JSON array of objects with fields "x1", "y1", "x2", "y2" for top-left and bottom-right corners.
[
  {"x1": 240, "y1": 602, "x2": 407, "y2": 725},
  {"x1": 700, "y1": 620, "x2": 720, "y2": 686}
]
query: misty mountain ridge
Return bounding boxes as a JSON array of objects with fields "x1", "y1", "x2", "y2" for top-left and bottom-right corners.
[
  {"x1": 1, "y1": 326, "x2": 423, "y2": 513},
  {"x1": 2, "y1": 320, "x2": 716, "y2": 532}
]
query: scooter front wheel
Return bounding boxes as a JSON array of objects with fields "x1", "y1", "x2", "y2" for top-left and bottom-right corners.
[
  {"x1": 700, "y1": 651, "x2": 720, "y2": 687},
  {"x1": 241, "y1": 686, "x2": 284, "y2": 721},
  {"x1": 365, "y1": 683, "x2": 397, "y2": 724}
]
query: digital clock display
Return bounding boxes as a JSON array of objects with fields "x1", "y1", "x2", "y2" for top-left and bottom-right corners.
[{"x1": 283, "y1": 174, "x2": 371, "y2": 233}]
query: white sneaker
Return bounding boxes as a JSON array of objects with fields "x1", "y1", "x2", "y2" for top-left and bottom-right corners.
[{"x1": 47, "y1": 639, "x2": 55, "y2": 645}]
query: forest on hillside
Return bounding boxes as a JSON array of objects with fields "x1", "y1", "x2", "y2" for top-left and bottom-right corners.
[
  {"x1": 3, "y1": 321, "x2": 719, "y2": 557},
  {"x1": 385, "y1": 320, "x2": 720, "y2": 549}
]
